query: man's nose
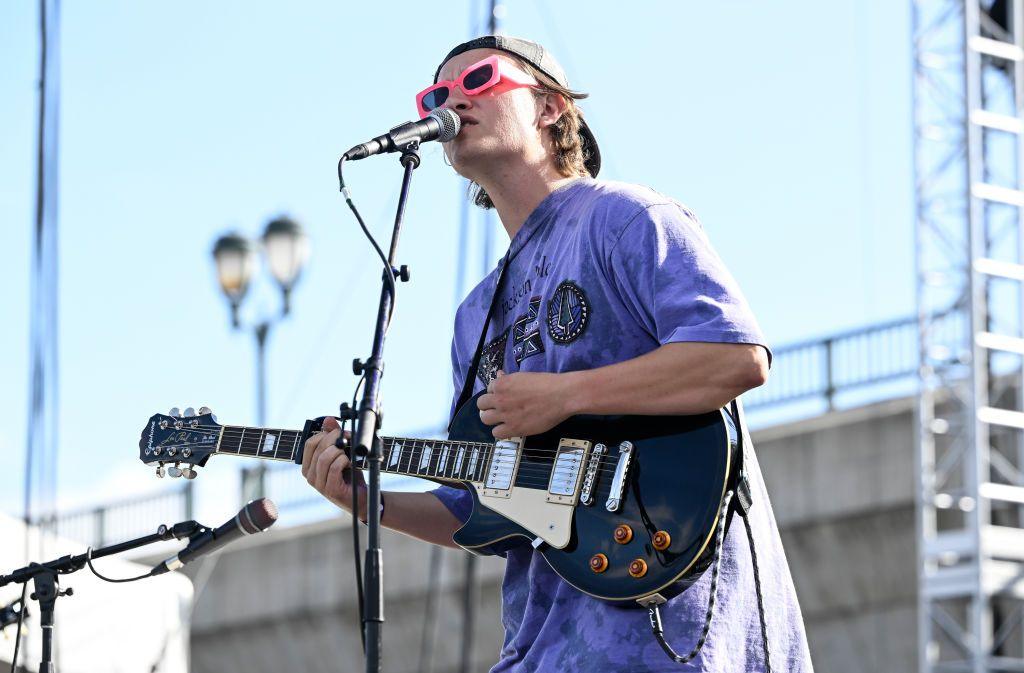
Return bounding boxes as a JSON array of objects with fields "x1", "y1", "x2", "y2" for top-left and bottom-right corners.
[{"x1": 445, "y1": 85, "x2": 473, "y2": 111}]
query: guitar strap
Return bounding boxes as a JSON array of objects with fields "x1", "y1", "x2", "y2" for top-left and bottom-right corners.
[
  {"x1": 729, "y1": 397, "x2": 754, "y2": 517},
  {"x1": 449, "y1": 249, "x2": 513, "y2": 431}
]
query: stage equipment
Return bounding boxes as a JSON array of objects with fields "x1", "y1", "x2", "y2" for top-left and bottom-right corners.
[
  {"x1": 332, "y1": 119, "x2": 440, "y2": 672},
  {"x1": 0, "y1": 597, "x2": 26, "y2": 629},
  {"x1": 342, "y1": 108, "x2": 461, "y2": 161},
  {"x1": 914, "y1": 1, "x2": 1024, "y2": 671},
  {"x1": 151, "y1": 498, "x2": 277, "y2": 576},
  {"x1": 0, "y1": 511, "x2": 244, "y2": 673}
]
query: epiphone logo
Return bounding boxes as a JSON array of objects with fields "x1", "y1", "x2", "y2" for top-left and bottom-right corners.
[{"x1": 148, "y1": 422, "x2": 155, "y2": 451}]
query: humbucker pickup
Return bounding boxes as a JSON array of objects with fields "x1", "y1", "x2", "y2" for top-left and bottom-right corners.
[{"x1": 546, "y1": 438, "x2": 591, "y2": 504}]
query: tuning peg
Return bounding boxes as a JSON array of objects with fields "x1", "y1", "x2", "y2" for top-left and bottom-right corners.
[
  {"x1": 167, "y1": 464, "x2": 182, "y2": 478},
  {"x1": 155, "y1": 465, "x2": 166, "y2": 478},
  {"x1": 169, "y1": 407, "x2": 181, "y2": 418},
  {"x1": 181, "y1": 467, "x2": 197, "y2": 480},
  {"x1": 184, "y1": 407, "x2": 196, "y2": 417},
  {"x1": 198, "y1": 406, "x2": 212, "y2": 415}
]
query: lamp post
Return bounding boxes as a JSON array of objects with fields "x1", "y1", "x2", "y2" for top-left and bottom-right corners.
[{"x1": 212, "y1": 216, "x2": 308, "y2": 503}]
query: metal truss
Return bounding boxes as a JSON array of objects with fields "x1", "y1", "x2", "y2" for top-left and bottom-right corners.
[{"x1": 915, "y1": 0, "x2": 1024, "y2": 671}]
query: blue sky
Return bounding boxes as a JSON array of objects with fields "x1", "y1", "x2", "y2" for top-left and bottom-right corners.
[{"x1": 0, "y1": 1, "x2": 913, "y2": 520}]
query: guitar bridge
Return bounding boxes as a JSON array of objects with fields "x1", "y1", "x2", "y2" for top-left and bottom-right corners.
[{"x1": 579, "y1": 443, "x2": 606, "y2": 506}]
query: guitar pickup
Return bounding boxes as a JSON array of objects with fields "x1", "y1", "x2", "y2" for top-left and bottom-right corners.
[
  {"x1": 546, "y1": 439, "x2": 590, "y2": 504},
  {"x1": 605, "y1": 441, "x2": 634, "y2": 512}
]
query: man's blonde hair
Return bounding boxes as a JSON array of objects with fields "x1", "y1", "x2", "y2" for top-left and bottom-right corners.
[{"x1": 469, "y1": 56, "x2": 592, "y2": 210}]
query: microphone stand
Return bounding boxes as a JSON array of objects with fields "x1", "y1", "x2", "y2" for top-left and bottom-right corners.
[
  {"x1": 350, "y1": 140, "x2": 420, "y2": 673},
  {"x1": 0, "y1": 520, "x2": 200, "y2": 673}
]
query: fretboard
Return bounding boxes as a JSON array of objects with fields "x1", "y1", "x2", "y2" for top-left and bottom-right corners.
[
  {"x1": 215, "y1": 426, "x2": 493, "y2": 484},
  {"x1": 374, "y1": 436, "x2": 493, "y2": 484},
  {"x1": 217, "y1": 426, "x2": 305, "y2": 462}
]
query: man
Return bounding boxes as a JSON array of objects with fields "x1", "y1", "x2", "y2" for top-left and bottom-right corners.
[{"x1": 302, "y1": 36, "x2": 813, "y2": 672}]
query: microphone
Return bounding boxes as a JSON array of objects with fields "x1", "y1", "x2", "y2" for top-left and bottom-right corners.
[
  {"x1": 343, "y1": 108, "x2": 461, "y2": 161},
  {"x1": 151, "y1": 498, "x2": 278, "y2": 576}
]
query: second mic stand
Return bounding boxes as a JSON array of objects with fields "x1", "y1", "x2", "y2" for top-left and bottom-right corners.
[
  {"x1": 0, "y1": 520, "x2": 201, "y2": 673},
  {"x1": 348, "y1": 141, "x2": 420, "y2": 673}
]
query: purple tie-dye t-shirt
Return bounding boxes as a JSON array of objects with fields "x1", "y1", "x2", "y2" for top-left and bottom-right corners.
[{"x1": 431, "y1": 178, "x2": 813, "y2": 672}]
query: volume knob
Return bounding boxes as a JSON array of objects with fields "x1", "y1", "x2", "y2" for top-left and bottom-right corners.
[
  {"x1": 652, "y1": 530, "x2": 672, "y2": 551},
  {"x1": 613, "y1": 524, "x2": 633, "y2": 544},
  {"x1": 589, "y1": 553, "x2": 609, "y2": 573},
  {"x1": 628, "y1": 558, "x2": 648, "y2": 578}
]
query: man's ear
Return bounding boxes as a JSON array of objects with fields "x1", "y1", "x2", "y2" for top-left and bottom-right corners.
[{"x1": 537, "y1": 91, "x2": 569, "y2": 130}]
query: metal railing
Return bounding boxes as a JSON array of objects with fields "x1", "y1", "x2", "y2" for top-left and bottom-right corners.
[
  {"x1": 32, "y1": 483, "x2": 193, "y2": 549},
  {"x1": 744, "y1": 315, "x2": 921, "y2": 410},
  {"x1": 32, "y1": 314, "x2": 938, "y2": 543}
]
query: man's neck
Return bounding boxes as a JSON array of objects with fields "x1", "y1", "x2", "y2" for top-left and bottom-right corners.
[{"x1": 473, "y1": 159, "x2": 582, "y2": 240}]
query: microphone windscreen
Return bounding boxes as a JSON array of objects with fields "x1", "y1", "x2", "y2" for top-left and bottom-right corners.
[
  {"x1": 239, "y1": 498, "x2": 279, "y2": 534},
  {"x1": 429, "y1": 108, "x2": 461, "y2": 142}
]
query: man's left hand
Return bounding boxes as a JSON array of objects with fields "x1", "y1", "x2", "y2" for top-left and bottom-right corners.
[{"x1": 476, "y1": 370, "x2": 574, "y2": 439}]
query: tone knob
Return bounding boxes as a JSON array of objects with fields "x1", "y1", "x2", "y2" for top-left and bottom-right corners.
[
  {"x1": 167, "y1": 465, "x2": 182, "y2": 478},
  {"x1": 628, "y1": 558, "x2": 648, "y2": 578},
  {"x1": 589, "y1": 553, "x2": 609, "y2": 573},
  {"x1": 652, "y1": 531, "x2": 672, "y2": 551},
  {"x1": 613, "y1": 524, "x2": 633, "y2": 544}
]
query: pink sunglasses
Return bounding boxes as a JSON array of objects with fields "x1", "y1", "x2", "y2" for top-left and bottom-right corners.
[{"x1": 416, "y1": 55, "x2": 538, "y2": 118}]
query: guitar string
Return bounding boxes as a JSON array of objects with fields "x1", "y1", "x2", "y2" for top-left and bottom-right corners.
[
  {"x1": 153, "y1": 428, "x2": 641, "y2": 467},
  {"x1": 148, "y1": 433, "x2": 646, "y2": 478},
  {"x1": 148, "y1": 426, "x2": 703, "y2": 480}
]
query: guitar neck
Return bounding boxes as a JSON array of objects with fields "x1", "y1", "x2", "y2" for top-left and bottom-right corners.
[{"x1": 215, "y1": 425, "x2": 495, "y2": 485}]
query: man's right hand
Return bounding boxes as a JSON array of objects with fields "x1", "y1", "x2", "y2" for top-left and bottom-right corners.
[{"x1": 300, "y1": 416, "x2": 367, "y2": 519}]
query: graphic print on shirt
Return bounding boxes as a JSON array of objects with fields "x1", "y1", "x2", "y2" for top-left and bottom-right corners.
[
  {"x1": 476, "y1": 329, "x2": 509, "y2": 385},
  {"x1": 511, "y1": 296, "x2": 545, "y2": 366},
  {"x1": 546, "y1": 281, "x2": 590, "y2": 344}
]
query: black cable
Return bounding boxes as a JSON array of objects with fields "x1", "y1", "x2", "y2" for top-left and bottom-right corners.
[
  {"x1": 648, "y1": 490, "x2": 733, "y2": 666},
  {"x1": 9, "y1": 583, "x2": 27, "y2": 673},
  {"x1": 743, "y1": 513, "x2": 773, "y2": 673},
  {"x1": 347, "y1": 374, "x2": 367, "y2": 653},
  {"x1": 337, "y1": 156, "x2": 398, "y2": 329},
  {"x1": 85, "y1": 547, "x2": 154, "y2": 583}
]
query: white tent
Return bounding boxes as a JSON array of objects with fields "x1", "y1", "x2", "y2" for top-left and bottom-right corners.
[{"x1": 0, "y1": 514, "x2": 192, "y2": 673}]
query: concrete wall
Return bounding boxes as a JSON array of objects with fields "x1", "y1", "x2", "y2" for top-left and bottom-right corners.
[
  {"x1": 755, "y1": 396, "x2": 918, "y2": 673},
  {"x1": 157, "y1": 395, "x2": 920, "y2": 673}
]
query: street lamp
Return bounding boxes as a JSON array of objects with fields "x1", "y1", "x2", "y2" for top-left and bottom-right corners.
[{"x1": 212, "y1": 215, "x2": 308, "y2": 502}]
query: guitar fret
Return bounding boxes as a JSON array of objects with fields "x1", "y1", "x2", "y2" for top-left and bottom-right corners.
[
  {"x1": 468, "y1": 445, "x2": 480, "y2": 482},
  {"x1": 454, "y1": 444, "x2": 466, "y2": 480},
  {"x1": 273, "y1": 431, "x2": 291, "y2": 461},
  {"x1": 400, "y1": 440, "x2": 414, "y2": 476},
  {"x1": 428, "y1": 441, "x2": 443, "y2": 477},
  {"x1": 386, "y1": 440, "x2": 401, "y2": 473},
  {"x1": 437, "y1": 444, "x2": 451, "y2": 478},
  {"x1": 418, "y1": 442, "x2": 433, "y2": 475}
]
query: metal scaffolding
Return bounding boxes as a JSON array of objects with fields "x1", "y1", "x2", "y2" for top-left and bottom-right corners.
[{"x1": 915, "y1": 0, "x2": 1024, "y2": 671}]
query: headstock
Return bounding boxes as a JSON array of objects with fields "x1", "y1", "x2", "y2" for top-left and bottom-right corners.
[{"x1": 138, "y1": 406, "x2": 220, "y2": 479}]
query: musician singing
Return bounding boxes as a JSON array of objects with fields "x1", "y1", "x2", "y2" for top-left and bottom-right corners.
[{"x1": 302, "y1": 35, "x2": 813, "y2": 672}]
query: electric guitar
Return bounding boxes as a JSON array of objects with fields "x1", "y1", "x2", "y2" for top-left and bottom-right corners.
[{"x1": 138, "y1": 394, "x2": 739, "y2": 605}]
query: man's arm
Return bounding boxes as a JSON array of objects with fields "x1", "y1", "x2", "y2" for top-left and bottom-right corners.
[{"x1": 477, "y1": 341, "x2": 768, "y2": 439}]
